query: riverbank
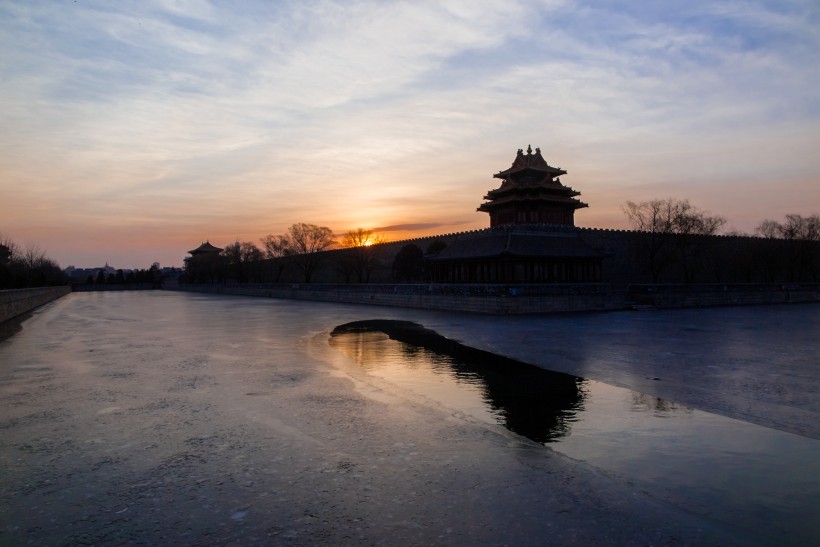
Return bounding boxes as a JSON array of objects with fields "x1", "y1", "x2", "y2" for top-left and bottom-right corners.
[
  {"x1": 0, "y1": 286, "x2": 71, "y2": 323},
  {"x1": 171, "y1": 282, "x2": 820, "y2": 314}
]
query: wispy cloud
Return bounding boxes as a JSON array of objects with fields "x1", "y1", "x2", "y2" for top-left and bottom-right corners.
[{"x1": 1, "y1": 0, "x2": 818, "y2": 267}]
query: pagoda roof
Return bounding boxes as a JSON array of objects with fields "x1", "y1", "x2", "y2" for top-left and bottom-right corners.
[
  {"x1": 494, "y1": 145, "x2": 567, "y2": 179},
  {"x1": 478, "y1": 193, "x2": 588, "y2": 211},
  {"x1": 484, "y1": 181, "x2": 583, "y2": 199},
  {"x1": 430, "y1": 228, "x2": 604, "y2": 261},
  {"x1": 188, "y1": 241, "x2": 223, "y2": 255}
]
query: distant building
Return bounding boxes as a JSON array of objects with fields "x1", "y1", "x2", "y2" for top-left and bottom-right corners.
[
  {"x1": 64, "y1": 262, "x2": 119, "y2": 284},
  {"x1": 188, "y1": 241, "x2": 223, "y2": 256},
  {"x1": 184, "y1": 241, "x2": 224, "y2": 284},
  {"x1": 429, "y1": 146, "x2": 604, "y2": 283}
]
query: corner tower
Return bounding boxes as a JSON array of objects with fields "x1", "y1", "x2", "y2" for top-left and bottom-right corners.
[{"x1": 478, "y1": 145, "x2": 588, "y2": 227}]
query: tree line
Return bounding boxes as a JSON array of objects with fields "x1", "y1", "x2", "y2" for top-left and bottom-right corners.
[
  {"x1": 182, "y1": 222, "x2": 448, "y2": 285},
  {"x1": 183, "y1": 223, "x2": 338, "y2": 284},
  {"x1": 76, "y1": 263, "x2": 165, "y2": 288},
  {"x1": 622, "y1": 198, "x2": 819, "y2": 283},
  {"x1": 181, "y1": 202, "x2": 819, "y2": 286},
  {"x1": 0, "y1": 235, "x2": 67, "y2": 290}
]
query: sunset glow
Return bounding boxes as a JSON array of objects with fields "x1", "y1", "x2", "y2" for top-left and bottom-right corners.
[{"x1": 1, "y1": 1, "x2": 818, "y2": 268}]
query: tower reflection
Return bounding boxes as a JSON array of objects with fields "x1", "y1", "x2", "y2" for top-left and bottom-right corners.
[{"x1": 330, "y1": 320, "x2": 587, "y2": 443}]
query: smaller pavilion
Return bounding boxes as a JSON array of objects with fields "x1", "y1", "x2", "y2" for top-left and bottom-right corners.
[
  {"x1": 188, "y1": 241, "x2": 223, "y2": 256},
  {"x1": 184, "y1": 241, "x2": 224, "y2": 284}
]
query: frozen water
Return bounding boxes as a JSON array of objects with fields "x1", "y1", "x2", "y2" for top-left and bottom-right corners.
[
  {"x1": 329, "y1": 328, "x2": 820, "y2": 543},
  {"x1": 0, "y1": 291, "x2": 817, "y2": 545}
]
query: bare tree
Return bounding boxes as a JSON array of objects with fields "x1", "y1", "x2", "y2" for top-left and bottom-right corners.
[
  {"x1": 286, "y1": 223, "x2": 335, "y2": 282},
  {"x1": 623, "y1": 198, "x2": 726, "y2": 282},
  {"x1": 341, "y1": 228, "x2": 385, "y2": 283},
  {"x1": 22, "y1": 242, "x2": 46, "y2": 271},
  {"x1": 260, "y1": 234, "x2": 291, "y2": 282},
  {"x1": 755, "y1": 219, "x2": 781, "y2": 239},
  {"x1": 623, "y1": 200, "x2": 676, "y2": 281},
  {"x1": 781, "y1": 214, "x2": 820, "y2": 241},
  {"x1": 756, "y1": 214, "x2": 820, "y2": 241},
  {"x1": 754, "y1": 214, "x2": 820, "y2": 281},
  {"x1": 240, "y1": 241, "x2": 262, "y2": 262},
  {"x1": 624, "y1": 198, "x2": 725, "y2": 236},
  {"x1": 221, "y1": 241, "x2": 243, "y2": 283},
  {"x1": 241, "y1": 242, "x2": 263, "y2": 282},
  {"x1": 21, "y1": 243, "x2": 52, "y2": 287},
  {"x1": 261, "y1": 234, "x2": 290, "y2": 259},
  {"x1": 341, "y1": 228, "x2": 379, "y2": 248},
  {"x1": 0, "y1": 235, "x2": 65, "y2": 288},
  {"x1": 221, "y1": 240, "x2": 262, "y2": 283},
  {"x1": 670, "y1": 201, "x2": 726, "y2": 282}
]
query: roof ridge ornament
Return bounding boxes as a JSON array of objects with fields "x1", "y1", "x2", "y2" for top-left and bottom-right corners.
[{"x1": 479, "y1": 146, "x2": 586, "y2": 227}]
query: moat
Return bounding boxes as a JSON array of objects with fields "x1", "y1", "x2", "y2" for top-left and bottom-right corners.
[
  {"x1": 330, "y1": 324, "x2": 820, "y2": 544},
  {"x1": 1, "y1": 291, "x2": 818, "y2": 545}
]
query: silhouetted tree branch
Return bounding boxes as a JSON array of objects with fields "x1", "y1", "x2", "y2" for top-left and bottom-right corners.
[
  {"x1": 260, "y1": 234, "x2": 291, "y2": 282},
  {"x1": 623, "y1": 198, "x2": 726, "y2": 282},
  {"x1": 222, "y1": 240, "x2": 263, "y2": 283},
  {"x1": 341, "y1": 228, "x2": 385, "y2": 283},
  {"x1": 0, "y1": 234, "x2": 66, "y2": 289},
  {"x1": 755, "y1": 214, "x2": 820, "y2": 281},
  {"x1": 286, "y1": 223, "x2": 335, "y2": 283}
]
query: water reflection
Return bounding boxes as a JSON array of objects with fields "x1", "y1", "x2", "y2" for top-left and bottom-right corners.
[
  {"x1": 629, "y1": 392, "x2": 693, "y2": 415},
  {"x1": 330, "y1": 320, "x2": 587, "y2": 443},
  {"x1": 330, "y1": 320, "x2": 820, "y2": 544},
  {"x1": 0, "y1": 312, "x2": 27, "y2": 344}
]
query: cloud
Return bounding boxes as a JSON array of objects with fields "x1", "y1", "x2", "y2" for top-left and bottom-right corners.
[
  {"x1": 376, "y1": 223, "x2": 452, "y2": 233},
  {"x1": 1, "y1": 0, "x2": 818, "y2": 268}
]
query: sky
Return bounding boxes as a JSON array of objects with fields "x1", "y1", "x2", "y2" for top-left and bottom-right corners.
[{"x1": 1, "y1": 0, "x2": 819, "y2": 269}]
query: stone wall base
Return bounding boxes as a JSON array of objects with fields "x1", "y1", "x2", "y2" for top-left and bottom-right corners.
[
  {"x1": 171, "y1": 283, "x2": 820, "y2": 315},
  {"x1": 0, "y1": 287, "x2": 72, "y2": 323},
  {"x1": 627, "y1": 284, "x2": 820, "y2": 309}
]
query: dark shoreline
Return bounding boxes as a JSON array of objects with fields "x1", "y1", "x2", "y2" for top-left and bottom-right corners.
[
  {"x1": 172, "y1": 282, "x2": 820, "y2": 315},
  {"x1": 0, "y1": 286, "x2": 70, "y2": 324}
]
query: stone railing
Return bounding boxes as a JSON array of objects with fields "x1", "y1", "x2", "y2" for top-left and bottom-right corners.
[
  {"x1": 173, "y1": 283, "x2": 622, "y2": 315},
  {"x1": 0, "y1": 286, "x2": 71, "y2": 323},
  {"x1": 627, "y1": 283, "x2": 820, "y2": 308},
  {"x1": 172, "y1": 282, "x2": 820, "y2": 314}
]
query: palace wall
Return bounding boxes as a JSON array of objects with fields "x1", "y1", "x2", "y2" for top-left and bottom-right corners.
[
  {"x1": 0, "y1": 286, "x2": 71, "y2": 324},
  {"x1": 175, "y1": 226, "x2": 819, "y2": 313},
  {"x1": 228, "y1": 227, "x2": 819, "y2": 286},
  {"x1": 576, "y1": 228, "x2": 820, "y2": 285},
  {"x1": 627, "y1": 283, "x2": 820, "y2": 309}
]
